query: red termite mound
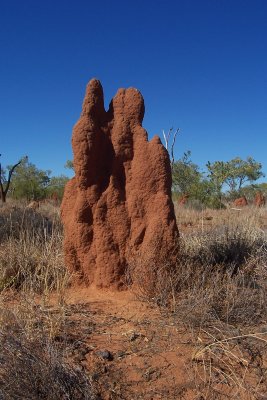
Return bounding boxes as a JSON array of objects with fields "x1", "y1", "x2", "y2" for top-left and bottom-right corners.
[
  {"x1": 61, "y1": 79, "x2": 178, "y2": 289},
  {"x1": 233, "y1": 196, "x2": 248, "y2": 207},
  {"x1": 254, "y1": 192, "x2": 265, "y2": 207},
  {"x1": 177, "y1": 194, "x2": 189, "y2": 206}
]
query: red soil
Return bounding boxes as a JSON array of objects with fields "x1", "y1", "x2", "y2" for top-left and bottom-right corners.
[{"x1": 63, "y1": 286, "x2": 196, "y2": 399}]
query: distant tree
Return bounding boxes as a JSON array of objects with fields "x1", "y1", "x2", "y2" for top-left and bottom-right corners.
[
  {"x1": 207, "y1": 157, "x2": 264, "y2": 203},
  {"x1": 0, "y1": 155, "x2": 24, "y2": 203},
  {"x1": 9, "y1": 158, "x2": 51, "y2": 201},
  {"x1": 224, "y1": 157, "x2": 264, "y2": 192},
  {"x1": 172, "y1": 152, "x2": 265, "y2": 209},
  {"x1": 206, "y1": 160, "x2": 230, "y2": 203},
  {"x1": 191, "y1": 179, "x2": 219, "y2": 208},
  {"x1": 172, "y1": 152, "x2": 224, "y2": 209},
  {"x1": 172, "y1": 151, "x2": 202, "y2": 195},
  {"x1": 46, "y1": 175, "x2": 69, "y2": 201},
  {"x1": 64, "y1": 159, "x2": 74, "y2": 170},
  {"x1": 255, "y1": 182, "x2": 267, "y2": 193}
]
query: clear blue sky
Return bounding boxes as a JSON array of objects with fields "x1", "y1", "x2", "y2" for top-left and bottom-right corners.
[{"x1": 1, "y1": 0, "x2": 267, "y2": 181}]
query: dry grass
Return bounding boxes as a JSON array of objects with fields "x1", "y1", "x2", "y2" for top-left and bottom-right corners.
[
  {"x1": 175, "y1": 204, "x2": 267, "y2": 234},
  {"x1": 129, "y1": 222, "x2": 267, "y2": 326},
  {"x1": 128, "y1": 206, "x2": 267, "y2": 399},
  {"x1": 1, "y1": 200, "x2": 267, "y2": 398},
  {"x1": 0, "y1": 296, "x2": 96, "y2": 400},
  {"x1": 191, "y1": 326, "x2": 267, "y2": 399},
  {"x1": 0, "y1": 201, "x2": 97, "y2": 400},
  {"x1": 0, "y1": 202, "x2": 68, "y2": 296}
]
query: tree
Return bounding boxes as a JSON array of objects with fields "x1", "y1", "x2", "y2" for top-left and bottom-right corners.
[
  {"x1": 224, "y1": 157, "x2": 264, "y2": 193},
  {"x1": 172, "y1": 151, "x2": 202, "y2": 195},
  {"x1": 172, "y1": 152, "x2": 223, "y2": 209},
  {"x1": 64, "y1": 159, "x2": 74, "y2": 170},
  {"x1": 0, "y1": 155, "x2": 24, "y2": 203},
  {"x1": 9, "y1": 158, "x2": 51, "y2": 201},
  {"x1": 207, "y1": 157, "x2": 264, "y2": 201},
  {"x1": 46, "y1": 175, "x2": 69, "y2": 201},
  {"x1": 206, "y1": 160, "x2": 230, "y2": 203}
]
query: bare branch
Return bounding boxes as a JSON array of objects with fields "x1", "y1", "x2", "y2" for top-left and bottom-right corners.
[
  {"x1": 166, "y1": 127, "x2": 172, "y2": 143},
  {"x1": 162, "y1": 127, "x2": 180, "y2": 170},
  {"x1": 162, "y1": 130, "x2": 168, "y2": 150},
  {"x1": 170, "y1": 128, "x2": 180, "y2": 168},
  {"x1": 0, "y1": 156, "x2": 24, "y2": 203}
]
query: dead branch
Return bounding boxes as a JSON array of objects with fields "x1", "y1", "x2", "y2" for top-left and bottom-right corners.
[
  {"x1": 162, "y1": 128, "x2": 180, "y2": 169},
  {"x1": 0, "y1": 155, "x2": 24, "y2": 203}
]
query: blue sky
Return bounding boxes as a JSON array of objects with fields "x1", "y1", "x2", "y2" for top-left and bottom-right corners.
[{"x1": 1, "y1": 0, "x2": 267, "y2": 181}]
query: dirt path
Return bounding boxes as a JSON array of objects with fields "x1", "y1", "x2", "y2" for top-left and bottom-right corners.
[{"x1": 63, "y1": 287, "x2": 197, "y2": 400}]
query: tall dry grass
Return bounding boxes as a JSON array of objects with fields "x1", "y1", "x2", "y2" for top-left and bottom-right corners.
[
  {"x1": 0, "y1": 296, "x2": 96, "y2": 400},
  {"x1": 0, "y1": 201, "x2": 97, "y2": 400},
  {"x1": 1, "y1": 200, "x2": 267, "y2": 398},
  {"x1": 0, "y1": 202, "x2": 67, "y2": 295},
  {"x1": 128, "y1": 206, "x2": 267, "y2": 398}
]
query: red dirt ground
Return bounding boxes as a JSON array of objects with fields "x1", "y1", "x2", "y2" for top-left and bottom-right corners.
[{"x1": 63, "y1": 286, "x2": 198, "y2": 399}]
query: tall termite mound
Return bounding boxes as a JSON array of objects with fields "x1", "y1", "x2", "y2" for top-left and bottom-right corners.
[{"x1": 61, "y1": 79, "x2": 178, "y2": 288}]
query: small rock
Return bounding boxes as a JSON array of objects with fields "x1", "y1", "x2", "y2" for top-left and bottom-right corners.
[
  {"x1": 80, "y1": 347, "x2": 90, "y2": 356},
  {"x1": 129, "y1": 332, "x2": 139, "y2": 341},
  {"x1": 91, "y1": 373, "x2": 100, "y2": 381},
  {"x1": 117, "y1": 350, "x2": 125, "y2": 359},
  {"x1": 96, "y1": 350, "x2": 114, "y2": 361}
]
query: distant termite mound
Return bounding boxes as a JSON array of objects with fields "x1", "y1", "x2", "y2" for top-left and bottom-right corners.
[
  {"x1": 61, "y1": 79, "x2": 178, "y2": 289},
  {"x1": 177, "y1": 194, "x2": 189, "y2": 207},
  {"x1": 254, "y1": 192, "x2": 265, "y2": 207},
  {"x1": 233, "y1": 196, "x2": 248, "y2": 207}
]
